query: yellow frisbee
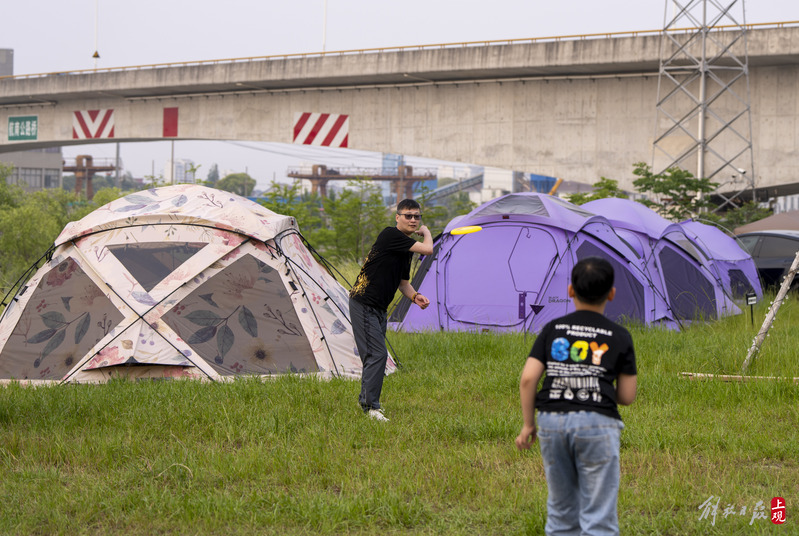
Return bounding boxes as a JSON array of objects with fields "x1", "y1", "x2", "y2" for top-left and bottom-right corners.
[{"x1": 450, "y1": 225, "x2": 483, "y2": 235}]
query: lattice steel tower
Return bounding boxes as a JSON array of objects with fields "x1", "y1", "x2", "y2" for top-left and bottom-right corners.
[{"x1": 653, "y1": 0, "x2": 755, "y2": 207}]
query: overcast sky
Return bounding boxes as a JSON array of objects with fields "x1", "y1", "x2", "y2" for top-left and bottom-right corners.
[{"x1": 4, "y1": 0, "x2": 798, "y2": 187}]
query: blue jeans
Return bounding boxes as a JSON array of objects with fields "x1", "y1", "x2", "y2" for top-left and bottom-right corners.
[
  {"x1": 537, "y1": 410, "x2": 625, "y2": 536},
  {"x1": 349, "y1": 298, "x2": 388, "y2": 411}
]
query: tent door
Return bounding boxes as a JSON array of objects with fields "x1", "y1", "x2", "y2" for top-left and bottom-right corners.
[{"x1": 443, "y1": 226, "x2": 559, "y2": 328}]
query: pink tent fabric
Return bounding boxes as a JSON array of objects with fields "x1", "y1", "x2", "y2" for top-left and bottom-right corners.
[{"x1": 0, "y1": 184, "x2": 388, "y2": 384}]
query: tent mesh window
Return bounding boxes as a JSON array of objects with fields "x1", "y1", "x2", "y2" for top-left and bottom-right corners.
[
  {"x1": 576, "y1": 241, "x2": 646, "y2": 324},
  {"x1": 107, "y1": 242, "x2": 207, "y2": 292},
  {"x1": 658, "y1": 246, "x2": 717, "y2": 320},
  {"x1": 161, "y1": 254, "x2": 318, "y2": 376},
  {"x1": 663, "y1": 231, "x2": 708, "y2": 264},
  {"x1": 546, "y1": 196, "x2": 597, "y2": 218},
  {"x1": 469, "y1": 195, "x2": 597, "y2": 221},
  {"x1": 0, "y1": 258, "x2": 124, "y2": 380},
  {"x1": 728, "y1": 268, "x2": 754, "y2": 299},
  {"x1": 471, "y1": 196, "x2": 549, "y2": 218}
]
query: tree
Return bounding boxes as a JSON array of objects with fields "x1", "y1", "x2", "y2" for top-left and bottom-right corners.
[
  {"x1": 90, "y1": 187, "x2": 124, "y2": 209},
  {"x1": 186, "y1": 163, "x2": 202, "y2": 184},
  {"x1": 324, "y1": 180, "x2": 387, "y2": 261},
  {"x1": 632, "y1": 162, "x2": 718, "y2": 221},
  {"x1": 446, "y1": 191, "x2": 477, "y2": 224},
  {"x1": 144, "y1": 173, "x2": 167, "y2": 189},
  {"x1": 61, "y1": 174, "x2": 76, "y2": 192},
  {"x1": 0, "y1": 184, "x2": 127, "y2": 295},
  {"x1": 415, "y1": 185, "x2": 449, "y2": 235},
  {"x1": 119, "y1": 171, "x2": 139, "y2": 192},
  {"x1": 0, "y1": 163, "x2": 24, "y2": 209},
  {"x1": 412, "y1": 183, "x2": 478, "y2": 237},
  {"x1": 0, "y1": 188, "x2": 88, "y2": 292},
  {"x1": 701, "y1": 201, "x2": 772, "y2": 232},
  {"x1": 259, "y1": 180, "x2": 302, "y2": 217},
  {"x1": 413, "y1": 185, "x2": 478, "y2": 236},
  {"x1": 567, "y1": 177, "x2": 628, "y2": 205},
  {"x1": 258, "y1": 181, "x2": 333, "y2": 249},
  {"x1": 92, "y1": 174, "x2": 116, "y2": 191},
  {"x1": 62, "y1": 173, "x2": 128, "y2": 196},
  {"x1": 217, "y1": 172, "x2": 256, "y2": 197},
  {"x1": 261, "y1": 179, "x2": 387, "y2": 262}
]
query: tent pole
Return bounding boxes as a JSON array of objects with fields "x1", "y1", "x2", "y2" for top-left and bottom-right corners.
[{"x1": 742, "y1": 250, "x2": 799, "y2": 372}]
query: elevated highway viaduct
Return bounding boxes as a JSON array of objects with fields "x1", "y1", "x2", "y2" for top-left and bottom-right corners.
[{"x1": 2, "y1": 23, "x2": 798, "y2": 190}]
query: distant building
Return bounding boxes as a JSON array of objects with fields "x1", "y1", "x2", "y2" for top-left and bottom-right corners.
[
  {"x1": 165, "y1": 158, "x2": 198, "y2": 184},
  {"x1": 0, "y1": 50, "x2": 65, "y2": 191},
  {"x1": 0, "y1": 48, "x2": 12, "y2": 77},
  {"x1": 1, "y1": 148, "x2": 63, "y2": 190}
]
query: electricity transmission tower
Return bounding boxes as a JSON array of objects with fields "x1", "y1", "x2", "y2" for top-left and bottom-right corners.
[{"x1": 653, "y1": 0, "x2": 755, "y2": 209}]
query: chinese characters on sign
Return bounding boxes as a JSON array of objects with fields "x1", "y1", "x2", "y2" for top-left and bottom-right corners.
[
  {"x1": 7, "y1": 115, "x2": 38, "y2": 141},
  {"x1": 772, "y1": 497, "x2": 786, "y2": 525},
  {"x1": 699, "y1": 496, "x2": 786, "y2": 526}
]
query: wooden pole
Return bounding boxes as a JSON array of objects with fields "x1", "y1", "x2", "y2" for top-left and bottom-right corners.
[
  {"x1": 680, "y1": 372, "x2": 799, "y2": 384},
  {"x1": 742, "y1": 249, "x2": 799, "y2": 372}
]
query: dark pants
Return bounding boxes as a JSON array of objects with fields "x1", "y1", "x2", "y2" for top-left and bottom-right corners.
[{"x1": 349, "y1": 297, "x2": 388, "y2": 411}]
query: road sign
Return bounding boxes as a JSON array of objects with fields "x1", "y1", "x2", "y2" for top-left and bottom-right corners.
[{"x1": 7, "y1": 115, "x2": 38, "y2": 141}]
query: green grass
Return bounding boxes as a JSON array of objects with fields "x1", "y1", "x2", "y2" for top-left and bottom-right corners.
[{"x1": 1, "y1": 296, "x2": 797, "y2": 535}]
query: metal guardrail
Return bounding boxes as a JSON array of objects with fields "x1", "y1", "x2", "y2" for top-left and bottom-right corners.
[
  {"x1": 2, "y1": 21, "x2": 797, "y2": 81},
  {"x1": 62, "y1": 157, "x2": 118, "y2": 168}
]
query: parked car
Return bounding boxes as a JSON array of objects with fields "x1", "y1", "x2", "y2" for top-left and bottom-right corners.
[{"x1": 735, "y1": 230, "x2": 799, "y2": 290}]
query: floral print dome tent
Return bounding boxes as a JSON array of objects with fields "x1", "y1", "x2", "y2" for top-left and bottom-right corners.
[{"x1": 0, "y1": 184, "x2": 390, "y2": 384}]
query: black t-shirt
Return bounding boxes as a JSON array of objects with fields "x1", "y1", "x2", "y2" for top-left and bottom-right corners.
[
  {"x1": 350, "y1": 226, "x2": 416, "y2": 311},
  {"x1": 530, "y1": 310, "x2": 637, "y2": 421}
]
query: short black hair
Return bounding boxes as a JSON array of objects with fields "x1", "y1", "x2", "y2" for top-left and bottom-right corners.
[
  {"x1": 397, "y1": 198, "x2": 421, "y2": 212},
  {"x1": 571, "y1": 256, "x2": 614, "y2": 305}
]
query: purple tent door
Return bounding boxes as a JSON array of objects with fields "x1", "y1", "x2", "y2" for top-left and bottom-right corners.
[
  {"x1": 656, "y1": 243, "x2": 719, "y2": 320},
  {"x1": 443, "y1": 225, "x2": 561, "y2": 329}
]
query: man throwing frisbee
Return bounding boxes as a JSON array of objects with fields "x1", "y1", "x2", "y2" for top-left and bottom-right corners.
[{"x1": 349, "y1": 198, "x2": 433, "y2": 421}]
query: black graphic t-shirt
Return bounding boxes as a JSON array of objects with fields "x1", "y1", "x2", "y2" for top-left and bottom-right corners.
[
  {"x1": 530, "y1": 310, "x2": 637, "y2": 420},
  {"x1": 350, "y1": 227, "x2": 416, "y2": 312}
]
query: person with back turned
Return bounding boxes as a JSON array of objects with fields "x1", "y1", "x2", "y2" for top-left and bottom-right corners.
[
  {"x1": 349, "y1": 198, "x2": 433, "y2": 422},
  {"x1": 516, "y1": 256, "x2": 638, "y2": 535}
]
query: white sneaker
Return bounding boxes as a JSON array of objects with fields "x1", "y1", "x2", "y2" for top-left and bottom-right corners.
[{"x1": 367, "y1": 408, "x2": 389, "y2": 422}]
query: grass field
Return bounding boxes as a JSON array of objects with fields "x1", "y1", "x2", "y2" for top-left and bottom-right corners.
[{"x1": 0, "y1": 295, "x2": 796, "y2": 535}]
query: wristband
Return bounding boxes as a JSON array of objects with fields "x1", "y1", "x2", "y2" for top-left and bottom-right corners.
[{"x1": 412, "y1": 292, "x2": 418, "y2": 302}]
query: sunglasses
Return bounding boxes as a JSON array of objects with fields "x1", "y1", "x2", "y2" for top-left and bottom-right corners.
[{"x1": 398, "y1": 213, "x2": 422, "y2": 221}]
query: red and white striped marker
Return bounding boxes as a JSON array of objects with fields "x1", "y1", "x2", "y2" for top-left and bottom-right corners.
[
  {"x1": 73, "y1": 109, "x2": 115, "y2": 139},
  {"x1": 293, "y1": 112, "x2": 349, "y2": 147}
]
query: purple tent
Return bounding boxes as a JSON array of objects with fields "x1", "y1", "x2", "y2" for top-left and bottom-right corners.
[
  {"x1": 679, "y1": 219, "x2": 762, "y2": 302},
  {"x1": 391, "y1": 193, "x2": 669, "y2": 333},
  {"x1": 583, "y1": 198, "x2": 743, "y2": 322}
]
